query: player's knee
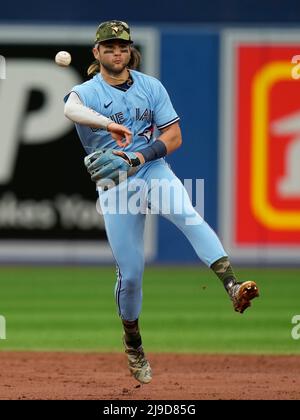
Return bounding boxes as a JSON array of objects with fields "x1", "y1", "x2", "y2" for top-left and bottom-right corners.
[
  {"x1": 121, "y1": 263, "x2": 144, "y2": 293},
  {"x1": 170, "y1": 210, "x2": 195, "y2": 228},
  {"x1": 123, "y1": 278, "x2": 140, "y2": 295}
]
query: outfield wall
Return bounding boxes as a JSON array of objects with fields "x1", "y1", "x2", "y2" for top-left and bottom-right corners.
[{"x1": 0, "y1": 24, "x2": 299, "y2": 264}]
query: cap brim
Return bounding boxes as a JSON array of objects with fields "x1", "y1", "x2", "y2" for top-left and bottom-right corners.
[{"x1": 95, "y1": 37, "x2": 133, "y2": 44}]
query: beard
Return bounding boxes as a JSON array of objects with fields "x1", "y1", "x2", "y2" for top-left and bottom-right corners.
[{"x1": 100, "y1": 60, "x2": 129, "y2": 76}]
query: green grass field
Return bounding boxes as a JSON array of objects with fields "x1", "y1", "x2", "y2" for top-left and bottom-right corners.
[{"x1": 0, "y1": 266, "x2": 299, "y2": 354}]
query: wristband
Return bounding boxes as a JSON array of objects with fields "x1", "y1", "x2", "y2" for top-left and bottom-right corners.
[{"x1": 139, "y1": 139, "x2": 167, "y2": 162}]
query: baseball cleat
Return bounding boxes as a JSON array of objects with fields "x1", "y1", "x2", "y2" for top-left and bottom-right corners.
[
  {"x1": 123, "y1": 338, "x2": 152, "y2": 384},
  {"x1": 228, "y1": 281, "x2": 259, "y2": 314}
]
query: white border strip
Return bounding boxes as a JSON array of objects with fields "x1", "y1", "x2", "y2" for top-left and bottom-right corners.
[
  {"x1": 219, "y1": 28, "x2": 300, "y2": 263},
  {"x1": 0, "y1": 241, "x2": 112, "y2": 263},
  {"x1": 0, "y1": 215, "x2": 156, "y2": 263}
]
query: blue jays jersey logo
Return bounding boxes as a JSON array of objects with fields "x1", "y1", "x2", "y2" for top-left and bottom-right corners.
[{"x1": 138, "y1": 123, "x2": 154, "y2": 143}]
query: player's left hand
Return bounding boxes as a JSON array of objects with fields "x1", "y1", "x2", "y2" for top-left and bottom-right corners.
[
  {"x1": 113, "y1": 151, "x2": 145, "y2": 166},
  {"x1": 107, "y1": 122, "x2": 132, "y2": 148}
]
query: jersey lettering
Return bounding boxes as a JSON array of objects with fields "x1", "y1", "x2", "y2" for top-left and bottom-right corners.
[
  {"x1": 110, "y1": 112, "x2": 125, "y2": 124},
  {"x1": 136, "y1": 108, "x2": 153, "y2": 122}
]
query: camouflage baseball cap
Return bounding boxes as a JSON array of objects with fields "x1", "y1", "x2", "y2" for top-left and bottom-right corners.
[{"x1": 95, "y1": 20, "x2": 133, "y2": 44}]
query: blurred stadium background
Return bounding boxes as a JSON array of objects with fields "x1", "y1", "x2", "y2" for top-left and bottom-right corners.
[{"x1": 0, "y1": 0, "x2": 300, "y2": 356}]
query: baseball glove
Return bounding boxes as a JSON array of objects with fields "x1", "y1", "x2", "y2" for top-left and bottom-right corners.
[{"x1": 84, "y1": 148, "x2": 139, "y2": 190}]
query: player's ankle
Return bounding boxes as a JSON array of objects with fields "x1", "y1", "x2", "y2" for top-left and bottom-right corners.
[
  {"x1": 223, "y1": 276, "x2": 237, "y2": 293},
  {"x1": 122, "y1": 319, "x2": 142, "y2": 349},
  {"x1": 210, "y1": 256, "x2": 237, "y2": 291}
]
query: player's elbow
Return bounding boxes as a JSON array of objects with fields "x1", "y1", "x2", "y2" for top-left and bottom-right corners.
[
  {"x1": 64, "y1": 102, "x2": 73, "y2": 119},
  {"x1": 169, "y1": 123, "x2": 182, "y2": 150},
  {"x1": 64, "y1": 102, "x2": 80, "y2": 124},
  {"x1": 172, "y1": 127, "x2": 182, "y2": 150},
  {"x1": 168, "y1": 132, "x2": 182, "y2": 154},
  {"x1": 175, "y1": 132, "x2": 182, "y2": 149}
]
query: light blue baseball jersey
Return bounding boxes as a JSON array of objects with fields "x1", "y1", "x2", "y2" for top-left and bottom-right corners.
[
  {"x1": 64, "y1": 69, "x2": 227, "y2": 322},
  {"x1": 65, "y1": 70, "x2": 180, "y2": 154}
]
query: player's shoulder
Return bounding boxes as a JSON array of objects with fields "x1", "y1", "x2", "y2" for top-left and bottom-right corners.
[
  {"x1": 66, "y1": 75, "x2": 101, "y2": 104},
  {"x1": 73, "y1": 75, "x2": 100, "y2": 92},
  {"x1": 131, "y1": 70, "x2": 163, "y2": 88}
]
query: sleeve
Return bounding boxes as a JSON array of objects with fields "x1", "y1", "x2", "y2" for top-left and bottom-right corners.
[
  {"x1": 63, "y1": 84, "x2": 90, "y2": 106},
  {"x1": 153, "y1": 80, "x2": 180, "y2": 130}
]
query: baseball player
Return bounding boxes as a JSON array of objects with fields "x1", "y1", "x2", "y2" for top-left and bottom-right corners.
[{"x1": 64, "y1": 20, "x2": 259, "y2": 385}]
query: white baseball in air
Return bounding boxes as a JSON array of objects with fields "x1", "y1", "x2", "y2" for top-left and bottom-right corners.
[{"x1": 55, "y1": 51, "x2": 72, "y2": 67}]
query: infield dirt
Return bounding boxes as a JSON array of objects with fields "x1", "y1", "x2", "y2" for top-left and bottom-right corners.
[{"x1": 0, "y1": 352, "x2": 299, "y2": 400}]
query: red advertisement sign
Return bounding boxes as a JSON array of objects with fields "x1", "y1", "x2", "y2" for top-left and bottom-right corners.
[{"x1": 235, "y1": 45, "x2": 300, "y2": 246}]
